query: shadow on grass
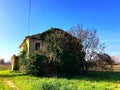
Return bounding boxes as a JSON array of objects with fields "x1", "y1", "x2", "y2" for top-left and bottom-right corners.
[
  {"x1": 67, "y1": 71, "x2": 120, "y2": 82},
  {"x1": 0, "y1": 71, "x2": 27, "y2": 78},
  {"x1": 0, "y1": 70, "x2": 120, "y2": 82},
  {"x1": 0, "y1": 74, "x2": 27, "y2": 78}
]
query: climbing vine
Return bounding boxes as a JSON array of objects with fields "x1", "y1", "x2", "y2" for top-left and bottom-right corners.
[{"x1": 19, "y1": 43, "x2": 28, "y2": 73}]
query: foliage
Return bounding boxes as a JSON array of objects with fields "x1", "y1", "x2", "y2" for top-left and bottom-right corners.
[
  {"x1": 92, "y1": 53, "x2": 114, "y2": 70},
  {"x1": 19, "y1": 44, "x2": 28, "y2": 73},
  {"x1": 40, "y1": 28, "x2": 62, "y2": 40},
  {"x1": 43, "y1": 28, "x2": 85, "y2": 75},
  {"x1": 26, "y1": 53, "x2": 48, "y2": 76},
  {"x1": 97, "y1": 53, "x2": 114, "y2": 65}
]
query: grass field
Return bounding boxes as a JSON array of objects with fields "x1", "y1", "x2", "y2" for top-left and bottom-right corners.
[{"x1": 0, "y1": 70, "x2": 120, "y2": 90}]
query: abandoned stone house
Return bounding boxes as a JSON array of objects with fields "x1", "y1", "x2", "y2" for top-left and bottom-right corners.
[
  {"x1": 12, "y1": 33, "x2": 44, "y2": 70},
  {"x1": 11, "y1": 28, "x2": 87, "y2": 74},
  {"x1": 19, "y1": 34, "x2": 44, "y2": 55},
  {"x1": 11, "y1": 28, "x2": 85, "y2": 71},
  {"x1": 11, "y1": 28, "x2": 65, "y2": 70}
]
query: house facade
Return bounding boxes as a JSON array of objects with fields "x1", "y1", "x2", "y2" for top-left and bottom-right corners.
[
  {"x1": 11, "y1": 28, "x2": 86, "y2": 74},
  {"x1": 12, "y1": 33, "x2": 45, "y2": 70},
  {"x1": 11, "y1": 28, "x2": 62, "y2": 70},
  {"x1": 19, "y1": 34, "x2": 45, "y2": 55}
]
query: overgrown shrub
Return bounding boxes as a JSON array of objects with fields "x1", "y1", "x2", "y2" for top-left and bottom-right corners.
[
  {"x1": 19, "y1": 44, "x2": 28, "y2": 73},
  {"x1": 26, "y1": 53, "x2": 48, "y2": 76},
  {"x1": 44, "y1": 28, "x2": 85, "y2": 76}
]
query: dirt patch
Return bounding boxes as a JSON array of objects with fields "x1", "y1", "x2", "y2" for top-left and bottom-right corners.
[
  {"x1": 3, "y1": 78, "x2": 19, "y2": 90},
  {"x1": 115, "y1": 83, "x2": 120, "y2": 90}
]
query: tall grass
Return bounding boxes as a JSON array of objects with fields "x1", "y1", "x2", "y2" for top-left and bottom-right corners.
[{"x1": 0, "y1": 70, "x2": 119, "y2": 90}]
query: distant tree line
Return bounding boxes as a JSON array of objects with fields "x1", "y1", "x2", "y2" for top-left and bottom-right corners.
[{"x1": 0, "y1": 58, "x2": 5, "y2": 64}]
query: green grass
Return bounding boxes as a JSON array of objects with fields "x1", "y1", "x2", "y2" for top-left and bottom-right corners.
[{"x1": 0, "y1": 70, "x2": 120, "y2": 90}]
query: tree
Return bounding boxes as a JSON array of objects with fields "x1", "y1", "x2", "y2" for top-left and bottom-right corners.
[
  {"x1": 111, "y1": 56, "x2": 119, "y2": 64},
  {"x1": 0, "y1": 58, "x2": 5, "y2": 64},
  {"x1": 69, "y1": 24, "x2": 105, "y2": 70},
  {"x1": 90, "y1": 53, "x2": 114, "y2": 71},
  {"x1": 42, "y1": 28, "x2": 85, "y2": 75},
  {"x1": 98, "y1": 53, "x2": 113, "y2": 65}
]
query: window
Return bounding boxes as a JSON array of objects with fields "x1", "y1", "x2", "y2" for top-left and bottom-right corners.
[{"x1": 35, "y1": 43, "x2": 40, "y2": 50}]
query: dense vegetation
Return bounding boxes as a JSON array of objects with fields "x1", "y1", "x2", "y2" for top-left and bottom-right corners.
[
  {"x1": 19, "y1": 28, "x2": 86, "y2": 76},
  {"x1": 17, "y1": 27, "x2": 114, "y2": 77},
  {"x1": 19, "y1": 44, "x2": 28, "y2": 73},
  {"x1": 26, "y1": 53, "x2": 48, "y2": 76},
  {"x1": 0, "y1": 25, "x2": 119, "y2": 88}
]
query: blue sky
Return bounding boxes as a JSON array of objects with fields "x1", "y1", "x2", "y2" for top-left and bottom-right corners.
[{"x1": 0, "y1": 0, "x2": 120, "y2": 62}]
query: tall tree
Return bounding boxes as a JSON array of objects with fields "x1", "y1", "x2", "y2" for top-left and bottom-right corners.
[
  {"x1": 69, "y1": 24, "x2": 105, "y2": 64},
  {"x1": 42, "y1": 28, "x2": 85, "y2": 75}
]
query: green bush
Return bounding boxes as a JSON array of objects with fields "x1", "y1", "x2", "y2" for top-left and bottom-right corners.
[
  {"x1": 44, "y1": 28, "x2": 85, "y2": 76},
  {"x1": 19, "y1": 44, "x2": 28, "y2": 73},
  {"x1": 26, "y1": 53, "x2": 48, "y2": 76}
]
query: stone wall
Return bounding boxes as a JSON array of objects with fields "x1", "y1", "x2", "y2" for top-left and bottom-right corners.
[
  {"x1": 11, "y1": 54, "x2": 19, "y2": 71},
  {"x1": 29, "y1": 38, "x2": 43, "y2": 54}
]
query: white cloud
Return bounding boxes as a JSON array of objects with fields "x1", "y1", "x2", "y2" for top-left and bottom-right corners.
[{"x1": 0, "y1": 54, "x2": 12, "y2": 62}]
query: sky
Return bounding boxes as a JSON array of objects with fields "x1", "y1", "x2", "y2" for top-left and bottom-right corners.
[{"x1": 0, "y1": 0, "x2": 120, "y2": 62}]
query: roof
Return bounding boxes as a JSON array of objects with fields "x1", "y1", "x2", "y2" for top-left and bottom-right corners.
[
  {"x1": 19, "y1": 28, "x2": 66, "y2": 48},
  {"x1": 19, "y1": 33, "x2": 41, "y2": 48},
  {"x1": 19, "y1": 36, "x2": 30, "y2": 48}
]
